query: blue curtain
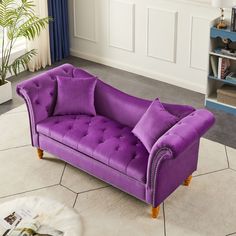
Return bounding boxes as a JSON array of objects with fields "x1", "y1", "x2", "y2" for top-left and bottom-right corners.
[{"x1": 48, "y1": 0, "x2": 70, "y2": 63}]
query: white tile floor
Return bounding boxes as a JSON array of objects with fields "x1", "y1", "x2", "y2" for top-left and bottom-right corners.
[{"x1": 0, "y1": 105, "x2": 236, "y2": 236}]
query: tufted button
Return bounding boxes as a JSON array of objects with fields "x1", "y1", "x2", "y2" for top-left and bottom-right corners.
[
  {"x1": 165, "y1": 133, "x2": 170, "y2": 136},
  {"x1": 68, "y1": 126, "x2": 72, "y2": 130},
  {"x1": 135, "y1": 142, "x2": 140, "y2": 147},
  {"x1": 50, "y1": 76, "x2": 56, "y2": 80},
  {"x1": 178, "y1": 122, "x2": 182, "y2": 125},
  {"x1": 36, "y1": 114, "x2": 149, "y2": 183},
  {"x1": 35, "y1": 100, "x2": 40, "y2": 105},
  {"x1": 99, "y1": 139, "x2": 104, "y2": 144},
  {"x1": 132, "y1": 153, "x2": 137, "y2": 159},
  {"x1": 49, "y1": 91, "x2": 54, "y2": 97},
  {"x1": 34, "y1": 82, "x2": 40, "y2": 88}
]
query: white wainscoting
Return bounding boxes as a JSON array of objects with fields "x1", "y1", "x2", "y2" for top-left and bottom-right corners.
[
  {"x1": 109, "y1": 0, "x2": 135, "y2": 52},
  {"x1": 69, "y1": 0, "x2": 229, "y2": 94},
  {"x1": 73, "y1": 0, "x2": 96, "y2": 42},
  {"x1": 189, "y1": 16, "x2": 211, "y2": 71},
  {"x1": 147, "y1": 8, "x2": 178, "y2": 63}
]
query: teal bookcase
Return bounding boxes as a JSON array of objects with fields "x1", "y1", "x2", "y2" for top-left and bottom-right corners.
[{"x1": 206, "y1": 26, "x2": 236, "y2": 115}]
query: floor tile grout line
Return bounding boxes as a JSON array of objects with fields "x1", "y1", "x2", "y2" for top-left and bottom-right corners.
[
  {"x1": 226, "y1": 232, "x2": 236, "y2": 236},
  {"x1": 77, "y1": 186, "x2": 111, "y2": 196},
  {"x1": 59, "y1": 163, "x2": 67, "y2": 184},
  {"x1": 0, "y1": 144, "x2": 31, "y2": 152},
  {"x1": 230, "y1": 168, "x2": 236, "y2": 173},
  {"x1": 73, "y1": 194, "x2": 78, "y2": 208},
  {"x1": 225, "y1": 146, "x2": 230, "y2": 169},
  {"x1": 163, "y1": 202, "x2": 167, "y2": 236},
  {"x1": 193, "y1": 168, "x2": 229, "y2": 178},
  {"x1": 1, "y1": 111, "x2": 27, "y2": 116},
  {"x1": 59, "y1": 183, "x2": 78, "y2": 195},
  {"x1": 59, "y1": 181, "x2": 110, "y2": 196},
  {"x1": 0, "y1": 183, "x2": 59, "y2": 199}
]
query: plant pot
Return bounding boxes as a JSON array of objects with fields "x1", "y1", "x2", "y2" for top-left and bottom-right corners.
[{"x1": 0, "y1": 80, "x2": 13, "y2": 104}]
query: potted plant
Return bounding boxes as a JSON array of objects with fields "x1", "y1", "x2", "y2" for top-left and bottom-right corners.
[{"x1": 0, "y1": 0, "x2": 50, "y2": 104}]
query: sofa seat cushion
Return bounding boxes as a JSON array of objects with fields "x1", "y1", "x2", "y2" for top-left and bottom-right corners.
[{"x1": 37, "y1": 115, "x2": 149, "y2": 183}]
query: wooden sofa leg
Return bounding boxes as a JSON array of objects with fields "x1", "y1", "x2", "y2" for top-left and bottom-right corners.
[
  {"x1": 151, "y1": 206, "x2": 160, "y2": 219},
  {"x1": 183, "y1": 175, "x2": 192, "y2": 186},
  {"x1": 37, "y1": 148, "x2": 44, "y2": 159}
]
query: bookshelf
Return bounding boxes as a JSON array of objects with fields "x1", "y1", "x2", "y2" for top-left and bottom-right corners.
[{"x1": 206, "y1": 21, "x2": 236, "y2": 115}]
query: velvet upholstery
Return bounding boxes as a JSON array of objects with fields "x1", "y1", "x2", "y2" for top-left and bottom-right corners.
[
  {"x1": 53, "y1": 76, "x2": 97, "y2": 116},
  {"x1": 132, "y1": 99, "x2": 179, "y2": 152},
  {"x1": 17, "y1": 64, "x2": 215, "y2": 209},
  {"x1": 37, "y1": 114, "x2": 149, "y2": 182}
]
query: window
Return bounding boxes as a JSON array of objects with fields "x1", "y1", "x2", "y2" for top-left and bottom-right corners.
[{"x1": 0, "y1": 0, "x2": 26, "y2": 58}]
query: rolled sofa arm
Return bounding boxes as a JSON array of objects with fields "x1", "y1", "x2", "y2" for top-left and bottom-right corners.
[
  {"x1": 150, "y1": 109, "x2": 215, "y2": 157},
  {"x1": 16, "y1": 64, "x2": 75, "y2": 146},
  {"x1": 146, "y1": 109, "x2": 215, "y2": 190}
]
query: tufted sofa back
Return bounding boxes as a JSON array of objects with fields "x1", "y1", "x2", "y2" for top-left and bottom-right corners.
[
  {"x1": 17, "y1": 64, "x2": 75, "y2": 145},
  {"x1": 17, "y1": 63, "x2": 195, "y2": 145},
  {"x1": 94, "y1": 80, "x2": 151, "y2": 127},
  {"x1": 94, "y1": 80, "x2": 195, "y2": 128}
]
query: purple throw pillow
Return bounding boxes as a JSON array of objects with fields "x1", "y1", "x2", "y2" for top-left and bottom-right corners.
[
  {"x1": 53, "y1": 76, "x2": 97, "y2": 116},
  {"x1": 132, "y1": 99, "x2": 179, "y2": 152}
]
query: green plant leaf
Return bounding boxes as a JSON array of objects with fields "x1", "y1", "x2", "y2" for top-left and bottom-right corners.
[
  {"x1": 15, "y1": 17, "x2": 50, "y2": 40},
  {"x1": 8, "y1": 49, "x2": 37, "y2": 75},
  {"x1": 0, "y1": 0, "x2": 50, "y2": 85}
]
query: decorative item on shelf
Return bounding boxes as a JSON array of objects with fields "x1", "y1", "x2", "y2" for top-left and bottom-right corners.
[
  {"x1": 211, "y1": 0, "x2": 233, "y2": 29},
  {"x1": 226, "y1": 71, "x2": 236, "y2": 82},
  {"x1": 222, "y1": 38, "x2": 232, "y2": 50},
  {"x1": 214, "y1": 38, "x2": 236, "y2": 58},
  {"x1": 215, "y1": 47, "x2": 236, "y2": 57}
]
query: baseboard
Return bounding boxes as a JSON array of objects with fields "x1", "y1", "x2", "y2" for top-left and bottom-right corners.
[{"x1": 70, "y1": 48, "x2": 205, "y2": 94}]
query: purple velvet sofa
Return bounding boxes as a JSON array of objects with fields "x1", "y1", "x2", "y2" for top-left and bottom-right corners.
[{"x1": 17, "y1": 64, "x2": 215, "y2": 218}]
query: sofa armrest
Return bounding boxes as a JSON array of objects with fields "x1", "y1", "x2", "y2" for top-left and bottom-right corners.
[
  {"x1": 146, "y1": 109, "x2": 215, "y2": 191},
  {"x1": 150, "y1": 109, "x2": 215, "y2": 157},
  {"x1": 16, "y1": 64, "x2": 75, "y2": 146}
]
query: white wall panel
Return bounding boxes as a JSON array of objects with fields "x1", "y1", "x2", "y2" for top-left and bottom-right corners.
[
  {"x1": 73, "y1": 0, "x2": 96, "y2": 42},
  {"x1": 190, "y1": 16, "x2": 210, "y2": 71},
  {"x1": 109, "y1": 0, "x2": 135, "y2": 52},
  {"x1": 69, "y1": 0, "x2": 221, "y2": 93},
  {"x1": 147, "y1": 8, "x2": 178, "y2": 63}
]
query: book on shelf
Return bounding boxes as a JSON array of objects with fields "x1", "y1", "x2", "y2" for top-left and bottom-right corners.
[
  {"x1": 210, "y1": 56, "x2": 218, "y2": 77},
  {"x1": 231, "y1": 6, "x2": 236, "y2": 32},
  {"x1": 218, "y1": 57, "x2": 230, "y2": 80}
]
